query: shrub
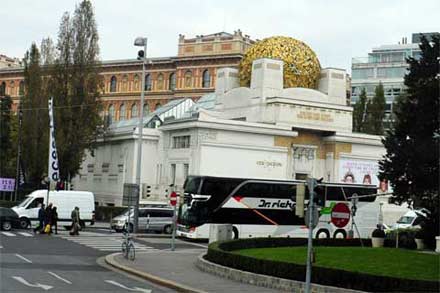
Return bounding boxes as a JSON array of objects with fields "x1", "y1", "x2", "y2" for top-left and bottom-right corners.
[
  {"x1": 206, "y1": 238, "x2": 439, "y2": 292},
  {"x1": 372, "y1": 228, "x2": 386, "y2": 238}
]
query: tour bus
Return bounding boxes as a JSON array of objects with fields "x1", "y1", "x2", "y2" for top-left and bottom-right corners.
[{"x1": 176, "y1": 176, "x2": 378, "y2": 240}]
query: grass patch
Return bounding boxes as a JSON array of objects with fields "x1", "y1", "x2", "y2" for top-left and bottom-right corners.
[{"x1": 234, "y1": 246, "x2": 440, "y2": 281}]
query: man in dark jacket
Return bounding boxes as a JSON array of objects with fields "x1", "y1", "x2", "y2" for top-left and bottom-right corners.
[
  {"x1": 33, "y1": 203, "x2": 45, "y2": 234},
  {"x1": 44, "y1": 203, "x2": 53, "y2": 234}
]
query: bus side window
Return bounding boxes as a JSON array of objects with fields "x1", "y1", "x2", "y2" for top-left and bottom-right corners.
[{"x1": 272, "y1": 184, "x2": 296, "y2": 199}]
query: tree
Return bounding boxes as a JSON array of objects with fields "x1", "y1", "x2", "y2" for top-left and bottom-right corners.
[
  {"x1": 22, "y1": 44, "x2": 49, "y2": 186},
  {"x1": 352, "y1": 88, "x2": 367, "y2": 132},
  {"x1": 366, "y1": 82, "x2": 386, "y2": 135},
  {"x1": 379, "y1": 35, "x2": 439, "y2": 248},
  {"x1": 51, "y1": 0, "x2": 102, "y2": 182}
]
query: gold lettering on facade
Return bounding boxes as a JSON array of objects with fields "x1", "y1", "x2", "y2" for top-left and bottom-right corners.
[
  {"x1": 297, "y1": 111, "x2": 334, "y2": 122},
  {"x1": 256, "y1": 160, "x2": 282, "y2": 168}
]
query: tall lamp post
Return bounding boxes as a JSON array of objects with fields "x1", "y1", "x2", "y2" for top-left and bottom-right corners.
[{"x1": 133, "y1": 37, "x2": 147, "y2": 233}]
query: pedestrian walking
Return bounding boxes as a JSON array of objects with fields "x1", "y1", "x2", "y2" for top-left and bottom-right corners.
[
  {"x1": 33, "y1": 203, "x2": 45, "y2": 234},
  {"x1": 44, "y1": 203, "x2": 53, "y2": 234},
  {"x1": 70, "y1": 206, "x2": 80, "y2": 236},
  {"x1": 51, "y1": 206, "x2": 58, "y2": 234}
]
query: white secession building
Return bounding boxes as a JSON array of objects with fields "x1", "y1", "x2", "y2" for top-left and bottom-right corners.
[{"x1": 74, "y1": 57, "x2": 385, "y2": 206}]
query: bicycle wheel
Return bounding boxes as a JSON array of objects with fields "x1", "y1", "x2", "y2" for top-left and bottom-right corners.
[
  {"x1": 121, "y1": 240, "x2": 127, "y2": 256},
  {"x1": 127, "y1": 242, "x2": 135, "y2": 261}
]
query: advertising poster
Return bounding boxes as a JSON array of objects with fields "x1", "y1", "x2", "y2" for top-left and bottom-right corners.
[{"x1": 339, "y1": 158, "x2": 382, "y2": 187}]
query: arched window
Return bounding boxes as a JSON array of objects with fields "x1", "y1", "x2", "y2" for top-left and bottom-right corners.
[
  {"x1": 119, "y1": 103, "x2": 126, "y2": 120},
  {"x1": 122, "y1": 75, "x2": 128, "y2": 92},
  {"x1": 133, "y1": 74, "x2": 139, "y2": 91},
  {"x1": 131, "y1": 103, "x2": 138, "y2": 118},
  {"x1": 108, "y1": 104, "x2": 115, "y2": 122},
  {"x1": 184, "y1": 70, "x2": 192, "y2": 88},
  {"x1": 145, "y1": 74, "x2": 152, "y2": 91},
  {"x1": 143, "y1": 104, "x2": 150, "y2": 116},
  {"x1": 19, "y1": 81, "x2": 24, "y2": 95},
  {"x1": 155, "y1": 102, "x2": 161, "y2": 110},
  {"x1": 202, "y1": 70, "x2": 211, "y2": 88},
  {"x1": 168, "y1": 73, "x2": 176, "y2": 91},
  {"x1": 110, "y1": 76, "x2": 117, "y2": 92},
  {"x1": 157, "y1": 73, "x2": 164, "y2": 90},
  {"x1": 10, "y1": 81, "x2": 15, "y2": 95},
  {"x1": 0, "y1": 82, "x2": 5, "y2": 96}
]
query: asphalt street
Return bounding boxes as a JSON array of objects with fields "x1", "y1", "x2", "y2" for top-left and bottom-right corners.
[{"x1": 0, "y1": 226, "x2": 207, "y2": 293}]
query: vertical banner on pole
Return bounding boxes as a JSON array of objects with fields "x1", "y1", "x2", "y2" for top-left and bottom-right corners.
[{"x1": 48, "y1": 98, "x2": 59, "y2": 203}]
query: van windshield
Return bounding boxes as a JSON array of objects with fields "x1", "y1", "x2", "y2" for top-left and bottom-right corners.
[
  {"x1": 397, "y1": 216, "x2": 414, "y2": 224},
  {"x1": 17, "y1": 197, "x2": 32, "y2": 208}
]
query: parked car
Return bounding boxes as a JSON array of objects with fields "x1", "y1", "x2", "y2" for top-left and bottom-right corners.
[
  {"x1": 0, "y1": 207, "x2": 21, "y2": 231},
  {"x1": 111, "y1": 207, "x2": 174, "y2": 234},
  {"x1": 392, "y1": 209, "x2": 429, "y2": 230}
]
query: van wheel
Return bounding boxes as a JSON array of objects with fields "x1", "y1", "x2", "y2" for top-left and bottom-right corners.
[
  {"x1": 232, "y1": 226, "x2": 239, "y2": 239},
  {"x1": 2, "y1": 221, "x2": 12, "y2": 231},
  {"x1": 19, "y1": 218, "x2": 30, "y2": 229},
  {"x1": 315, "y1": 229, "x2": 330, "y2": 239},
  {"x1": 163, "y1": 225, "x2": 172, "y2": 234},
  {"x1": 333, "y1": 229, "x2": 347, "y2": 239}
]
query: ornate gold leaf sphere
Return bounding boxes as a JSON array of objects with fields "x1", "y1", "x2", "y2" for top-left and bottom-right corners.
[{"x1": 239, "y1": 36, "x2": 321, "y2": 89}]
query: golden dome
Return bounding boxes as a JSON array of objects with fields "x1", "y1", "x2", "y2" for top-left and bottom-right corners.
[{"x1": 239, "y1": 36, "x2": 321, "y2": 89}]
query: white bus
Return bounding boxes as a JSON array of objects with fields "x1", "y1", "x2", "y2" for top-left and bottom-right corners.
[{"x1": 177, "y1": 176, "x2": 378, "y2": 240}]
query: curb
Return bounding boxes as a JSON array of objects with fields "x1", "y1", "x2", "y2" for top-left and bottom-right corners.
[
  {"x1": 105, "y1": 253, "x2": 206, "y2": 293},
  {"x1": 196, "y1": 253, "x2": 365, "y2": 293}
]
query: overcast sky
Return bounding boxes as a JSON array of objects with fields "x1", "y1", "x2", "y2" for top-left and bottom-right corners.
[{"x1": 1, "y1": 0, "x2": 439, "y2": 71}]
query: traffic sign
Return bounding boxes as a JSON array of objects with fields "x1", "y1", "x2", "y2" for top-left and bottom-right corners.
[
  {"x1": 170, "y1": 191, "x2": 177, "y2": 206},
  {"x1": 331, "y1": 203, "x2": 351, "y2": 228}
]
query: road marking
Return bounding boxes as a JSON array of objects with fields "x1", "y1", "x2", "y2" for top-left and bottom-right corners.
[
  {"x1": 12, "y1": 276, "x2": 53, "y2": 291},
  {"x1": 1, "y1": 231, "x2": 16, "y2": 236},
  {"x1": 105, "y1": 280, "x2": 152, "y2": 293},
  {"x1": 15, "y1": 253, "x2": 32, "y2": 263},
  {"x1": 48, "y1": 271, "x2": 72, "y2": 284},
  {"x1": 18, "y1": 232, "x2": 33, "y2": 237},
  {"x1": 177, "y1": 240, "x2": 208, "y2": 248}
]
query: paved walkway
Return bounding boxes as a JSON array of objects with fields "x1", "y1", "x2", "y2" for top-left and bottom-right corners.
[{"x1": 107, "y1": 250, "x2": 283, "y2": 292}]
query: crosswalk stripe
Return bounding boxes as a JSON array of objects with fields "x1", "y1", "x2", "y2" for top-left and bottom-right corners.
[
  {"x1": 17, "y1": 232, "x2": 33, "y2": 237},
  {"x1": 1, "y1": 231, "x2": 16, "y2": 236},
  {"x1": 58, "y1": 234, "x2": 157, "y2": 252}
]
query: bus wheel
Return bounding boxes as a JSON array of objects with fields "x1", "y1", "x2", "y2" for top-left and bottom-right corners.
[
  {"x1": 315, "y1": 229, "x2": 330, "y2": 239},
  {"x1": 232, "y1": 226, "x2": 239, "y2": 239},
  {"x1": 333, "y1": 229, "x2": 347, "y2": 239}
]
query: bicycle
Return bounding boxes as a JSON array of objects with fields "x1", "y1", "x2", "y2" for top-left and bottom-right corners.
[{"x1": 121, "y1": 230, "x2": 135, "y2": 261}]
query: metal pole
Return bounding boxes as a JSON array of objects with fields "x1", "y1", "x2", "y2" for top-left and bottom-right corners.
[
  {"x1": 134, "y1": 39, "x2": 147, "y2": 234},
  {"x1": 14, "y1": 107, "x2": 22, "y2": 202},
  {"x1": 305, "y1": 178, "x2": 315, "y2": 293}
]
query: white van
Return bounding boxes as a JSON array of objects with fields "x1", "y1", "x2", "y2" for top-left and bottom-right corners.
[
  {"x1": 392, "y1": 209, "x2": 428, "y2": 230},
  {"x1": 12, "y1": 190, "x2": 95, "y2": 229}
]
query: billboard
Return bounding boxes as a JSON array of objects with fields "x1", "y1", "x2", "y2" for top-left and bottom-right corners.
[
  {"x1": 0, "y1": 178, "x2": 15, "y2": 192},
  {"x1": 339, "y1": 158, "x2": 380, "y2": 186}
]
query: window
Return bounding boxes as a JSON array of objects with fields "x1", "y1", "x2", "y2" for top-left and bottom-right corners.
[
  {"x1": 102, "y1": 163, "x2": 110, "y2": 173},
  {"x1": 119, "y1": 104, "x2": 126, "y2": 120},
  {"x1": 0, "y1": 82, "x2": 5, "y2": 96},
  {"x1": 169, "y1": 73, "x2": 176, "y2": 90},
  {"x1": 108, "y1": 104, "x2": 115, "y2": 122},
  {"x1": 131, "y1": 103, "x2": 138, "y2": 118},
  {"x1": 9, "y1": 81, "x2": 15, "y2": 95},
  {"x1": 170, "y1": 164, "x2": 176, "y2": 185},
  {"x1": 155, "y1": 102, "x2": 161, "y2": 110},
  {"x1": 202, "y1": 70, "x2": 211, "y2": 88},
  {"x1": 87, "y1": 164, "x2": 94, "y2": 173},
  {"x1": 145, "y1": 74, "x2": 152, "y2": 91},
  {"x1": 183, "y1": 164, "x2": 189, "y2": 180},
  {"x1": 172, "y1": 136, "x2": 190, "y2": 148},
  {"x1": 133, "y1": 74, "x2": 139, "y2": 90},
  {"x1": 19, "y1": 81, "x2": 24, "y2": 95},
  {"x1": 352, "y1": 68, "x2": 374, "y2": 79},
  {"x1": 110, "y1": 76, "x2": 117, "y2": 92},
  {"x1": 143, "y1": 104, "x2": 150, "y2": 116},
  {"x1": 184, "y1": 70, "x2": 192, "y2": 88},
  {"x1": 122, "y1": 75, "x2": 128, "y2": 91},
  {"x1": 157, "y1": 73, "x2": 164, "y2": 90}
]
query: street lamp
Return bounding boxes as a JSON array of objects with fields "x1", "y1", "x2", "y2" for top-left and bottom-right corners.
[{"x1": 133, "y1": 36, "x2": 147, "y2": 233}]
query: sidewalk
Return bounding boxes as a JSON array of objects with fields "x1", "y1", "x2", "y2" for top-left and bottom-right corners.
[{"x1": 106, "y1": 250, "x2": 282, "y2": 293}]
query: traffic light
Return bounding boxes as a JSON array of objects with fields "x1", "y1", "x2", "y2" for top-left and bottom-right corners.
[
  {"x1": 55, "y1": 181, "x2": 64, "y2": 191},
  {"x1": 311, "y1": 178, "x2": 325, "y2": 207},
  {"x1": 145, "y1": 185, "x2": 151, "y2": 197},
  {"x1": 137, "y1": 50, "x2": 145, "y2": 60},
  {"x1": 295, "y1": 183, "x2": 305, "y2": 217}
]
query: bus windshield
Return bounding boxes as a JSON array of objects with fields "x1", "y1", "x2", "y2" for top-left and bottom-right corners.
[{"x1": 178, "y1": 200, "x2": 209, "y2": 226}]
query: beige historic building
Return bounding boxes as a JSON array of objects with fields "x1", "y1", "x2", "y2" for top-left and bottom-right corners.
[{"x1": 0, "y1": 30, "x2": 254, "y2": 116}]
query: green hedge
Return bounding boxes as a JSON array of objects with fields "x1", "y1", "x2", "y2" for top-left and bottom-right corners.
[{"x1": 205, "y1": 238, "x2": 439, "y2": 292}]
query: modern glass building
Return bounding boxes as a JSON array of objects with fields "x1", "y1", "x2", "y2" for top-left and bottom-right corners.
[{"x1": 350, "y1": 32, "x2": 438, "y2": 129}]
